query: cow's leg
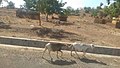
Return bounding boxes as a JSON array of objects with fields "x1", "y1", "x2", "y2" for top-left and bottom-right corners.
[
  {"x1": 71, "y1": 46, "x2": 74, "y2": 56},
  {"x1": 56, "y1": 51, "x2": 59, "y2": 58},
  {"x1": 82, "y1": 49, "x2": 88, "y2": 58},
  {"x1": 48, "y1": 51, "x2": 53, "y2": 61},
  {"x1": 75, "y1": 50, "x2": 79, "y2": 58},
  {"x1": 42, "y1": 47, "x2": 47, "y2": 58},
  {"x1": 60, "y1": 51, "x2": 63, "y2": 58}
]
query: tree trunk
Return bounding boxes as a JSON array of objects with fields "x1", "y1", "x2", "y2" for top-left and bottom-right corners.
[
  {"x1": 52, "y1": 14, "x2": 54, "y2": 19},
  {"x1": 46, "y1": 13, "x2": 49, "y2": 22},
  {"x1": 38, "y1": 12, "x2": 41, "y2": 26}
]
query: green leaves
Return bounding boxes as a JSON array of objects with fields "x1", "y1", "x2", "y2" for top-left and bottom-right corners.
[
  {"x1": 7, "y1": 1, "x2": 15, "y2": 9},
  {"x1": 24, "y1": 0, "x2": 37, "y2": 11},
  {"x1": 0, "y1": 0, "x2": 8, "y2": 5},
  {"x1": 0, "y1": 0, "x2": 2, "y2": 4},
  {"x1": 107, "y1": 0, "x2": 110, "y2": 5},
  {"x1": 24, "y1": 0, "x2": 66, "y2": 21},
  {"x1": 105, "y1": 0, "x2": 120, "y2": 17},
  {"x1": 24, "y1": 0, "x2": 65, "y2": 14}
]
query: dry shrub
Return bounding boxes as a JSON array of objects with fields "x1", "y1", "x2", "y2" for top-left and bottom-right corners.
[
  {"x1": 104, "y1": 18, "x2": 112, "y2": 23},
  {"x1": 0, "y1": 21, "x2": 11, "y2": 29},
  {"x1": 31, "y1": 27, "x2": 78, "y2": 40},
  {"x1": 16, "y1": 9, "x2": 40, "y2": 20},
  {"x1": 94, "y1": 17, "x2": 106, "y2": 24},
  {"x1": 36, "y1": 27, "x2": 67, "y2": 39}
]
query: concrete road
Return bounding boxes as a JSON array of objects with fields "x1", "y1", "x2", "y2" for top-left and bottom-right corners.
[{"x1": 0, "y1": 44, "x2": 120, "y2": 68}]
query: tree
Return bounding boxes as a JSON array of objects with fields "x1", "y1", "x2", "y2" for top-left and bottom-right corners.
[
  {"x1": 66, "y1": 6, "x2": 74, "y2": 15},
  {"x1": 65, "y1": 7, "x2": 80, "y2": 16},
  {"x1": 105, "y1": 0, "x2": 120, "y2": 17},
  {"x1": 84, "y1": 7, "x2": 92, "y2": 13},
  {"x1": 0, "y1": 0, "x2": 2, "y2": 4},
  {"x1": 100, "y1": 2, "x2": 103, "y2": 7},
  {"x1": 38, "y1": 0, "x2": 66, "y2": 21},
  {"x1": 0, "y1": 0, "x2": 8, "y2": 5},
  {"x1": 23, "y1": 0, "x2": 41, "y2": 25},
  {"x1": 74, "y1": 8, "x2": 80, "y2": 15},
  {"x1": 24, "y1": 0, "x2": 37, "y2": 11},
  {"x1": 91, "y1": 8, "x2": 99, "y2": 17},
  {"x1": 103, "y1": 6, "x2": 110, "y2": 15},
  {"x1": 107, "y1": 0, "x2": 120, "y2": 5},
  {"x1": 7, "y1": 1, "x2": 15, "y2": 9},
  {"x1": 24, "y1": 0, "x2": 66, "y2": 22}
]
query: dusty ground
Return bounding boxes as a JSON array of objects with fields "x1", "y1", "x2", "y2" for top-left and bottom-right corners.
[
  {"x1": 0, "y1": 8, "x2": 120, "y2": 47},
  {"x1": 0, "y1": 44, "x2": 120, "y2": 68}
]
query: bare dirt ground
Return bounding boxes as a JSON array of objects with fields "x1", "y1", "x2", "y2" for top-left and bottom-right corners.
[
  {"x1": 0, "y1": 8, "x2": 120, "y2": 47},
  {"x1": 0, "y1": 44, "x2": 120, "y2": 68}
]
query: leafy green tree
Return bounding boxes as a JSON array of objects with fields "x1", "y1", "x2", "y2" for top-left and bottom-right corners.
[
  {"x1": 103, "y1": 6, "x2": 110, "y2": 15},
  {"x1": 24, "y1": 0, "x2": 37, "y2": 11},
  {"x1": 66, "y1": 6, "x2": 74, "y2": 15},
  {"x1": 0, "y1": 0, "x2": 8, "y2": 5},
  {"x1": 105, "y1": 0, "x2": 120, "y2": 17},
  {"x1": 23, "y1": 0, "x2": 41, "y2": 25},
  {"x1": 39, "y1": 0, "x2": 66, "y2": 21},
  {"x1": 91, "y1": 8, "x2": 99, "y2": 17},
  {"x1": 0, "y1": 0, "x2": 2, "y2": 4},
  {"x1": 100, "y1": 2, "x2": 103, "y2": 7},
  {"x1": 74, "y1": 8, "x2": 80, "y2": 16},
  {"x1": 84, "y1": 7, "x2": 92, "y2": 13},
  {"x1": 7, "y1": 1, "x2": 15, "y2": 9},
  {"x1": 107, "y1": 0, "x2": 120, "y2": 5},
  {"x1": 24, "y1": 0, "x2": 66, "y2": 22}
]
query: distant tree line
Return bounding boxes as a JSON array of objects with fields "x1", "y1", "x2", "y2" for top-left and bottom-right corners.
[
  {"x1": 23, "y1": 0, "x2": 67, "y2": 21},
  {"x1": 104, "y1": 0, "x2": 120, "y2": 17},
  {"x1": 0, "y1": 0, "x2": 15, "y2": 9},
  {"x1": 65, "y1": 6, "x2": 80, "y2": 16},
  {"x1": 6, "y1": 1, "x2": 15, "y2": 9},
  {"x1": 83, "y1": 0, "x2": 120, "y2": 18}
]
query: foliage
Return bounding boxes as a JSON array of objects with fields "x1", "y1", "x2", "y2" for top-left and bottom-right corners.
[
  {"x1": 75, "y1": 8, "x2": 80, "y2": 15},
  {"x1": 83, "y1": 7, "x2": 99, "y2": 17},
  {"x1": 7, "y1": 1, "x2": 15, "y2": 9},
  {"x1": 107, "y1": 0, "x2": 120, "y2": 5},
  {"x1": 0, "y1": 0, "x2": 8, "y2": 5},
  {"x1": 102, "y1": 6, "x2": 110, "y2": 17},
  {"x1": 24, "y1": 0, "x2": 66, "y2": 21},
  {"x1": 65, "y1": 6, "x2": 80, "y2": 16},
  {"x1": 65, "y1": 6, "x2": 74, "y2": 15},
  {"x1": 104, "y1": 0, "x2": 120, "y2": 17},
  {"x1": 59, "y1": 9, "x2": 68, "y2": 16},
  {"x1": 84, "y1": 7, "x2": 92, "y2": 13},
  {"x1": 91, "y1": 8, "x2": 99, "y2": 17},
  {"x1": 23, "y1": 0, "x2": 37, "y2": 11},
  {"x1": 24, "y1": 0, "x2": 66, "y2": 13},
  {"x1": 0, "y1": 0, "x2": 2, "y2": 4}
]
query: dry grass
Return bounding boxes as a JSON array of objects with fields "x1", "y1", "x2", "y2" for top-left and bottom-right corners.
[{"x1": 0, "y1": 8, "x2": 120, "y2": 47}]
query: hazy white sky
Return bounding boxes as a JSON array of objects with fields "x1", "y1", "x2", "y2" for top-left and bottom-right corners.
[
  {"x1": 63, "y1": 0, "x2": 84, "y2": 9},
  {"x1": 1, "y1": 0, "x2": 25, "y2": 8},
  {"x1": 1, "y1": 0, "x2": 111, "y2": 9}
]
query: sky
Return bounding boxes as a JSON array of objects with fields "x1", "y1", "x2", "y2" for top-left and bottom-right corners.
[{"x1": 1, "y1": 0, "x2": 111, "y2": 9}]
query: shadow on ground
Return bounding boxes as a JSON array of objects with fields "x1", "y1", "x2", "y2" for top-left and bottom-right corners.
[
  {"x1": 49, "y1": 19, "x2": 74, "y2": 26},
  {"x1": 42, "y1": 57, "x2": 77, "y2": 66},
  {"x1": 80, "y1": 58, "x2": 107, "y2": 65},
  {"x1": 32, "y1": 27, "x2": 79, "y2": 40},
  {"x1": 0, "y1": 21, "x2": 11, "y2": 29}
]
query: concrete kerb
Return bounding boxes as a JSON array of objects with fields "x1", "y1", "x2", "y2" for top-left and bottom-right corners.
[{"x1": 0, "y1": 36, "x2": 120, "y2": 56}]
